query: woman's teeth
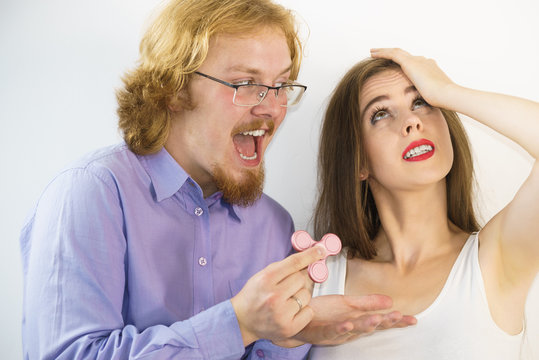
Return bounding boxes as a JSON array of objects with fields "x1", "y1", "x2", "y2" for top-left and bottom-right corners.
[{"x1": 404, "y1": 144, "x2": 433, "y2": 159}]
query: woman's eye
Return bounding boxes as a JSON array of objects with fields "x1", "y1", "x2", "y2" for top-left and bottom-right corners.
[
  {"x1": 412, "y1": 98, "x2": 428, "y2": 109},
  {"x1": 371, "y1": 110, "x2": 389, "y2": 124}
]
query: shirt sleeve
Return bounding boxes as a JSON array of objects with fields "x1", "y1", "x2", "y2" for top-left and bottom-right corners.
[
  {"x1": 240, "y1": 215, "x2": 310, "y2": 360},
  {"x1": 244, "y1": 340, "x2": 311, "y2": 360},
  {"x1": 20, "y1": 168, "x2": 245, "y2": 359}
]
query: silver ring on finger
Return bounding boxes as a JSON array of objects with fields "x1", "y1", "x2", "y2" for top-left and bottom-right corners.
[{"x1": 291, "y1": 295, "x2": 302, "y2": 311}]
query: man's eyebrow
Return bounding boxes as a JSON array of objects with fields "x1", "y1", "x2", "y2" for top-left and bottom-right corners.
[{"x1": 227, "y1": 64, "x2": 293, "y2": 77}]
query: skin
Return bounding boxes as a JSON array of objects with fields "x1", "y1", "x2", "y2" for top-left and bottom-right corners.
[
  {"x1": 166, "y1": 28, "x2": 289, "y2": 198},
  {"x1": 345, "y1": 48, "x2": 539, "y2": 336},
  {"x1": 359, "y1": 69, "x2": 454, "y2": 193},
  {"x1": 347, "y1": 67, "x2": 469, "y2": 318},
  {"x1": 163, "y1": 30, "x2": 418, "y2": 347}
]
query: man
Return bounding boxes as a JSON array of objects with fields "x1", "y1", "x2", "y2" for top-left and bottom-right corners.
[{"x1": 20, "y1": 0, "x2": 414, "y2": 358}]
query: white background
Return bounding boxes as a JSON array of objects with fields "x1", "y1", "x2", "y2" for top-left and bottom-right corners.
[{"x1": 1, "y1": 0, "x2": 538, "y2": 358}]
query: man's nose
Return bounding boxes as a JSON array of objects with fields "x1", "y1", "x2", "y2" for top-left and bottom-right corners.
[{"x1": 252, "y1": 89, "x2": 285, "y2": 118}]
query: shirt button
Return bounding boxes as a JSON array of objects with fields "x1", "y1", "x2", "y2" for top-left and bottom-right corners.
[
  {"x1": 256, "y1": 349, "x2": 265, "y2": 358},
  {"x1": 198, "y1": 257, "x2": 207, "y2": 266},
  {"x1": 194, "y1": 207, "x2": 204, "y2": 216}
]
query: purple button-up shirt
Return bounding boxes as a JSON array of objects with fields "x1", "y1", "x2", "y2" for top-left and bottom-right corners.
[{"x1": 20, "y1": 144, "x2": 310, "y2": 359}]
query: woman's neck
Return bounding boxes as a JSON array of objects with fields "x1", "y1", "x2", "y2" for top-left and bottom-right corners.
[{"x1": 369, "y1": 178, "x2": 465, "y2": 270}]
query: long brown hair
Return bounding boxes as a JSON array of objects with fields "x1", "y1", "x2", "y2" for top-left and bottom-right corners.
[
  {"x1": 116, "y1": 0, "x2": 303, "y2": 155},
  {"x1": 313, "y1": 58, "x2": 480, "y2": 259}
]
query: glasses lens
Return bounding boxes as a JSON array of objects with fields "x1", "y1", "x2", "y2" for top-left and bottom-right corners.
[
  {"x1": 234, "y1": 85, "x2": 267, "y2": 106},
  {"x1": 233, "y1": 84, "x2": 306, "y2": 107},
  {"x1": 281, "y1": 85, "x2": 305, "y2": 107}
]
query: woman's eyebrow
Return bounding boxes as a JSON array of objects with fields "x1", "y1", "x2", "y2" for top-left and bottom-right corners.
[
  {"x1": 362, "y1": 85, "x2": 418, "y2": 112},
  {"x1": 362, "y1": 95, "x2": 388, "y2": 116},
  {"x1": 361, "y1": 85, "x2": 419, "y2": 118},
  {"x1": 405, "y1": 85, "x2": 418, "y2": 94}
]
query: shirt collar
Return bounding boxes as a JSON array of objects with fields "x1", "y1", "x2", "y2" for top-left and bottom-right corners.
[
  {"x1": 227, "y1": 202, "x2": 243, "y2": 223},
  {"x1": 205, "y1": 191, "x2": 242, "y2": 223},
  {"x1": 140, "y1": 147, "x2": 243, "y2": 222},
  {"x1": 141, "y1": 147, "x2": 190, "y2": 202}
]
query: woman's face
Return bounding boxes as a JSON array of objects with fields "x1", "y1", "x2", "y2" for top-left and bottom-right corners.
[{"x1": 359, "y1": 69, "x2": 454, "y2": 192}]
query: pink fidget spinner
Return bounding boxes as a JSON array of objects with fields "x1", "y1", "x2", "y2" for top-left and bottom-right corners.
[{"x1": 291, "y1": 230, "x2": 342, "y2": 283}]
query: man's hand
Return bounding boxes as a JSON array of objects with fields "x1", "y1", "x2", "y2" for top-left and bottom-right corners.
[
  {"x1": 277, "y1": 294, "x2": 417, "y2": 347},
  {"x1": 230, "y1": 246, "x2": 326, "y2": 346}
]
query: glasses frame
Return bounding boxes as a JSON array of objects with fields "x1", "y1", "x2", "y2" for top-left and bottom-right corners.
[{"x1": 194, "y1": 71, "x2": 307, "y2": 107}]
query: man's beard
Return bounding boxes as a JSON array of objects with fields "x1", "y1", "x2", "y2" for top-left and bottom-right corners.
[{"x1": 212, "y1": 162, "x2": 265, "y2": 207}]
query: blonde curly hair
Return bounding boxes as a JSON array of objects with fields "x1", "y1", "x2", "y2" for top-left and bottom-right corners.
[{"x1": 116, "y1": 0, "x2": 303, "y2": 155}]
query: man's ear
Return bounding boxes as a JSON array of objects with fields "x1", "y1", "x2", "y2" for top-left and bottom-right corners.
[
  {"x1": 168, "y1": 89, "x2": 193, "y2": 112},
  {"x1": 168, "y1": 93, "x2": 183, "y2": 112}
]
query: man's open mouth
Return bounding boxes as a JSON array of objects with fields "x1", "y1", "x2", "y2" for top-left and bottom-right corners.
[{"x1": 233, "y1": 129, "x2": 266, "y2": 160}]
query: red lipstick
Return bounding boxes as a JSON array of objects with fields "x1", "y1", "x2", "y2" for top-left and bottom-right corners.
[{"x1": 402, "y1": 139, "x2": 435, "y2": 162}]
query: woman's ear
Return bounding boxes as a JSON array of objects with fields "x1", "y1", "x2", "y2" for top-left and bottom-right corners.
[{"x1": 359, "y1": 170, "x2": 369, "y2": 181}]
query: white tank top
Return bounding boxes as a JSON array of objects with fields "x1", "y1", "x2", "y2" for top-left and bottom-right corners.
[{"x1": 309, "y1": 233, "x2": 524, "y2": 359}]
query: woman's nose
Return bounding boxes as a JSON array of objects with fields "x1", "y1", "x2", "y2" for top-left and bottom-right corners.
[{"x1": 401, "y1": 113, "x2": 423, "y2": 136}]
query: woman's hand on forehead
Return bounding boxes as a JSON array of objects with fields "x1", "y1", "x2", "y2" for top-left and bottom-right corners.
[{"x1": 370, "y1": 48, "x2": 455, "y2": 109}]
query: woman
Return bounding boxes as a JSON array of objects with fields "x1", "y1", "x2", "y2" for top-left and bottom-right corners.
[{"x1": 309, "y1": 48, "x2": 539, "y2": 359}]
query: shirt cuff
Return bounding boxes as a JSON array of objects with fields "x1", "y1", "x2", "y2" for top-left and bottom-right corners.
[
  {"x1": 250, "y1": 340, "x2": 311, "y2": 360},
  {"x1": 187, "y1": 300, "x2": 245, "y2": 359}
]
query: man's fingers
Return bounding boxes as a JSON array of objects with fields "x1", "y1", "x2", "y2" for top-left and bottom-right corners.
[
  {"x1": 288, "y1": 305, "x2": 314, "y2": 337},
  {"x1": 336, "y1": 321, "x2": 354, "y2": 335},
  {"x1": 394, "y1": 315, "x2": 417, "y2": 328},
  {"x1": 308, "y1": 320, "x2": 354, "y2": 344},
  {"x1": 375, "y1": 311, "x2": 403, "y2": 329},
  {"x1": 273, "y1": 246, "x2": 326, "y2": 281},
  {"x1": 372, "y1": 312, "x2": 418, "y2": 331},
  {"x1": 347, "y1": 314, "x2": 383, "y2": 335},
  {"x1": 344, "y1": 294, "x2": 393, "y2": 312},
  {"x1": 277, "y1": 270, "x2": 309, "y2": 299},
  {"x1": 287, "y1": 287, "x2": 312, "y2": 315}
]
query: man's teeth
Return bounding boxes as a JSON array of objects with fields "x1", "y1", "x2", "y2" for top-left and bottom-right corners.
[
  {"x1": 404, "y1": 144, "x2": 433, "y2": 159},
  {"x1": 240, "y1": 152, "x2": 258, "y2": 160},
  {"x1": 241, "y1": 129, "x2": 265, "y2": 137},
  {"x1": 238, "y1": 129, "x2": 265, "y2": 160}
]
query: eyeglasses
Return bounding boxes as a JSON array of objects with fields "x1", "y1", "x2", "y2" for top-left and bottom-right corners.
[{"x1": 194, "y1": 71, "x2": 307, "y2": 107}]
